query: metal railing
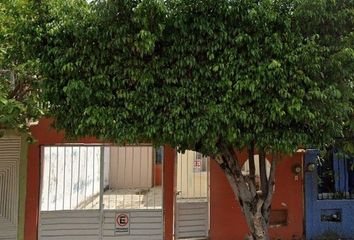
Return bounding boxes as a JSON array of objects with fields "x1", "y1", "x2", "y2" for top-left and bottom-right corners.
[
  {"x1": 40, "y1": 145, "x2": 163, "y2": 211},
  {"x1": 176, "y1": 150, "x2": 209, "y2": 200}
]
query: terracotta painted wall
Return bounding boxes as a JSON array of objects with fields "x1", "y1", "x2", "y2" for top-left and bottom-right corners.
[
  {"x1": 163, "y1": 146, "x2": 175, "y2": 240},
  {"x1": 210, "y1": 152, "x2": 304, "y2": 240}
]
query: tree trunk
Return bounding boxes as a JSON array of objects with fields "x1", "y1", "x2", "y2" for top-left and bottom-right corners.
[{"x1": 216, "y1": 143, "x2": 277, "y2": 240}]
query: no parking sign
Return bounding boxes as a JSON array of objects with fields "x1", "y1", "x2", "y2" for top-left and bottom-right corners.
[{"x1": 115, "y1": 212, "x2": 130, "y2": 235}]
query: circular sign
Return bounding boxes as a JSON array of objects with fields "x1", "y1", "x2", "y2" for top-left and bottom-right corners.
[{"x1": 116, "y1": 214, "x2": 129, "y2": 227}]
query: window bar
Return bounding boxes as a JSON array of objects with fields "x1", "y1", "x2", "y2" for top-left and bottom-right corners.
[
  {"x1": 47, "y1": 147, "x2": 51, "y2": 211},
  {"x1": 199, "y1": 156, "x2": 202, "y2": 198},
  {"x1": 139, "y1": 147, "x2": 142, "y2": 209},
  {"x1": 70, "y1": 146, "x2": 73, "y2": 210},
  {"x1": 153, "y1": 147, "x2": 156, "y2": 209},
  {"x1": 187, "y1": 151, "x2": 189, "y2": 199},
  {"x1": 123, "y1": 146, "x2": 127, "y2": 209},
  {"x1": 97, "y1": 147, "x2": 100, "y2": 209},
  {"x1": 132, "y1": 147, "x2": 136, "y2": 209},
  {"x1": 63, "y1": 147, "x2": 66, "y2": 210},
  {"x1": 55, "y1": 147, "x2": 59, "y2": 210},
  {"x1": 177, "y1": 153, "x2": 184, "y2": 198},
  {"x1": 77, "y1": 147, "x2": 81, "y2": 209},
  {"x1": 193, "y1": 152, "x2": 196, "y2": 198},
  {"x1": 84, "y1": 147, "x2": 89, "y2": 207},
  {"x1": 114, "y1": 147, "x2": 118, "y2": 210},
  {"x1": 92, "y1": 147, "x2": 95, "y2": 209},
  {"x1": 146, "y1": 147, "x2": 149, "y2": 209},
  {"x1": 139, "y1": 147, "x2": 142, "y2": 190},
  {"x1": 99, "y1": 146, "x2": 104, "y2": 240}
]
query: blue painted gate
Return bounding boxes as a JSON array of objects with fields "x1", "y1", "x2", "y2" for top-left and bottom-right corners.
[{"x1": 305, "y1": 149, "x2": 354, "y2": 239}]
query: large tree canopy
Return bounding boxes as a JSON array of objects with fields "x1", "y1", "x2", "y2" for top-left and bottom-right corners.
[
  {"x1": 0, "y1": 0, "x2": 43, "y2": 133},
  {"x1": 39, "y1": 0, "x2": 353, "y2": 154},
  {"x1": 29, "y1": 0, "x2": 353, "y2": 239}
]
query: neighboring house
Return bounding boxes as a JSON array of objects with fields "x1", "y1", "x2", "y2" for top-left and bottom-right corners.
[
  {"x1": 0, "y1": 129, "x2": 28, "y2": 240},
  {"x1": 305, "y1": 149, "x2": 354, "y2": 239}
]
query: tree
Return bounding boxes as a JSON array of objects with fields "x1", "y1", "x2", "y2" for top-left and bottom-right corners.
[
  {"x1": 0, "y1": 0, "x2": 43, "y2": 134},
  {"x1": 28, "y1": 0, "x2": 353, "y2": 239}
]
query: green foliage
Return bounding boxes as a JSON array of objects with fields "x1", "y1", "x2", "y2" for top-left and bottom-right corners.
[
  {"x1": 0, "y1": 0, "x2": 44, "y2": 132},
  {"x1": 32, "y1": 0, "x2": 353, "y2": 155}
]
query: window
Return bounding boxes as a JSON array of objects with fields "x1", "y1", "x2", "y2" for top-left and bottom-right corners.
[
  {"x1": 317, "y1": 149, "x2": 354, "y2": 200},
  {"x1": 155, "y1": 146, "x2": 163, "y2": 165}
]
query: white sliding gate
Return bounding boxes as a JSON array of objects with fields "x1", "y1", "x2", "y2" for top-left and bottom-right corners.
[
  {"x1": 0, "y1": 135, "x2": 21, "y2": 240},
  {"x1": 175, "y1": 151, "x2": 209, "y2": 239},
  {"x1": 39, "y1": 145, "x2": 163, "y2": 240}
]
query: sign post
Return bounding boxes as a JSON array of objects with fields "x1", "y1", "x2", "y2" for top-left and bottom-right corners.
[{"x1": 115, "y1": 212, "x2": 130, "y2": 235}]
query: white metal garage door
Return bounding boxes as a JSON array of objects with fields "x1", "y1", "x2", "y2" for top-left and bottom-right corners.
[
  {"x1": 0, "y1": 136, "x2": 21, "y2": 240},
  {"x1": 39, "y1": 145, "x2": 163, "y2": 240}
]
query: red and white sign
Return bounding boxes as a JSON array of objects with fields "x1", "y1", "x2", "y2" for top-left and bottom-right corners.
[
  {"x1": 194, "y1": 159, "x2": 201, "y2": 168},
  {"x1": 193, "y1": 159, "x2": 202, "y2": 172},
  {"x1": 115, "y1": 212, "x2": 130, "y2": 235}
]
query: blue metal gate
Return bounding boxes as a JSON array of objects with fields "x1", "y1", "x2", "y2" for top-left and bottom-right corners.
[{"x1": 304, "y1": 149, "x2": 354, "y2": 239}]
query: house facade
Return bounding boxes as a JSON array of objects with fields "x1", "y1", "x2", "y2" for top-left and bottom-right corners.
[
  {"x1": 0, "y1": 119, "x2": 354, "y2": 240},
  {"x1": 21, "y1": 118, "x2": 304, "y2": 240}
]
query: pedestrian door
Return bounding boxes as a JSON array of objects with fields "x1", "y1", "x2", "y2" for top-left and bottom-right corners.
[
  {"x1": 39, "y1": 145, "x2": 164, "y2": 240},
  {"x1": 175, "y1": 151, "x2": 209, "y2": 239}
]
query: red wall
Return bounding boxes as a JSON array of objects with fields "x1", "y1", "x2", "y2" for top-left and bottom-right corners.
[
  {"x1": 210, "y1": 152, "x2": 304, "y2": 240},
  {"x1": 163, "y1": 146, "x2": 175, "y2": 240}
]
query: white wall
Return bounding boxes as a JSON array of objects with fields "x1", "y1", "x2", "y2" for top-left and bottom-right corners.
[{"x1": 41, "y1": 146, "x2": 101, "y2": 211}]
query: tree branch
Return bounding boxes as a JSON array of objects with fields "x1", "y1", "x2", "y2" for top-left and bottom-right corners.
[
  {"x1": 259, "y1": 149, "x2": 268, "y2": 197},
  {"x1": 248, "y1": 143, "x2": 256, "y2": 186},
  {"x1": 262, "y1": 152, "x2": 278, "y2": 225}
]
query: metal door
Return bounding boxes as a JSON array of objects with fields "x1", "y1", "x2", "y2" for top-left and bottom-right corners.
[
  {"x1": 305, "y1": 149, "x2": 354, "y2": 239},
  {"x1": 175, "y1": 151, "x2": 209, "y2": 239},
  {"x1": 39, "y1": 145, "x2": 164, "y2": 240},
  {"x1": 101, "y1": 146, "x2": 163, "y2": 240},
  {"x1": 0, "y1": 135, "x2": 21, "y2": 240}
]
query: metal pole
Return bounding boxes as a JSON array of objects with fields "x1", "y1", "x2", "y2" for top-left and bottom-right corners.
[
  {"x1": 131, "y1": 147, "x2": 134, "y2": 209},
  {"x1": 92, "y1": 147, "x2": 95, "y2": 209},
  {"x1": 63, "y1": 147, "x2": 66, "y2": 210},
  {"x1": 47, "y1": 147, "x2": 51, "y2": 211},
  {"x1": 55, "y1": 147, "x2": 59, "y2": 210},
  {"x1": 70, "y1": 147, "x2": 73, "y2": 210},
  {"x1": 77, "y1": 148, "x2": 81, "y2": 208},
  {"x1": 85, "y1": 147, "x2": 89, "y2": 206},
  {"x1": 99, "y1": 146, "x2": 105, "y2": 240}
]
